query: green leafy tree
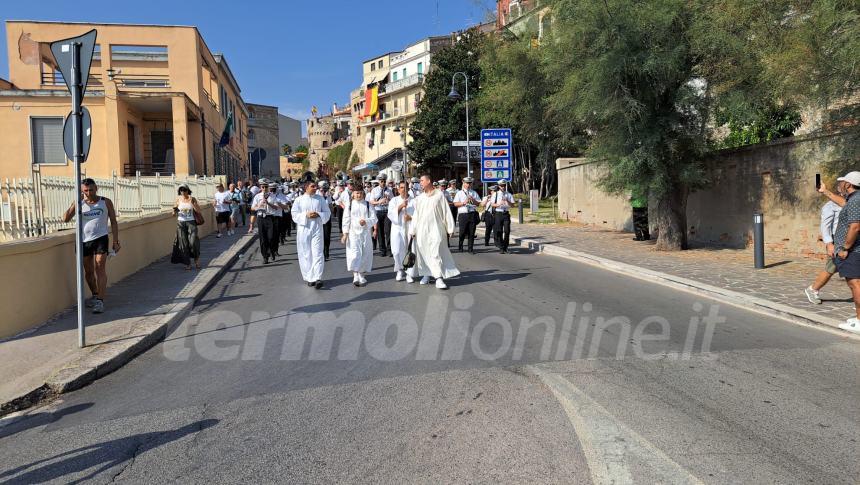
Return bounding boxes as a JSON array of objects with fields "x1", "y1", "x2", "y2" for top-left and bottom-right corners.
[
  {"x1": 326, "y1": 141, "x2": 354, "y2": 174},
  {"x1": 408, "y1": 30, "x2": 485, "y2": 173},
  {"x1": 281, "y1": 143, "x2": 292, "y2": 156},
  {"x1": 294, "y1": 144, "x2": 309, "y2": 163}
]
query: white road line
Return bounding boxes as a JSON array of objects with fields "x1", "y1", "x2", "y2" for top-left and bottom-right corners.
[{"x1": 527, "y1": 365, "x2": 705, "y2": 485}]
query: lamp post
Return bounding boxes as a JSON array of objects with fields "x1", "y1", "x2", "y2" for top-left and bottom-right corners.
[
  {"x1": 448, "y1": 72, "x2": 471, "y2": 179},
  {"x1": 393, "y1": 124, "x2": 409, "y2": 182}
]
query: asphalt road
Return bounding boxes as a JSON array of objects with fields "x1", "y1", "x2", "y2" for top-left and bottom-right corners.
[{"x1": 1, "y1": 230, "x2": 858, "y2": 484}]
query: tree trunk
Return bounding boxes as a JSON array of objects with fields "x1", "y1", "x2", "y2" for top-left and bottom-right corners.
[{"x1": 653, "y1": 188, "x2": 689, "y2": 251}]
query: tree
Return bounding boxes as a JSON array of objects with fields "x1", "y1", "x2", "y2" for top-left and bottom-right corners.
[
  {"x1": 281, "y1": 143, "x2": 293, "y2": 156},
  {"x1": 293, "y1": 144, "x2": 309, "y2": 162},
  {"x1": 408, "y1": 29, "x2": 485, "y2": 174},
  {"x1": 326, "y1": 141, "x2": 354, "y2": 174}
]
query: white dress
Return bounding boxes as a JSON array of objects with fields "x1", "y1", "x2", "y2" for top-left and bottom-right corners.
[
  {"x1": 388, "y1": 195, "x2": 415, "y2": 273},
  {"x1": 409, "y1": 189, "x2": 460, "y2": 279},
  {"x1": 290, "y1": 194, "x2": 331, "y2": 282},
  {"x1": 342, "y1": 199, "x2": 377, "y2": 273}
]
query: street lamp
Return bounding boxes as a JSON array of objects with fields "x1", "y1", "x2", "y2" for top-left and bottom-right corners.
[{"x1": 448, "y1": 72, "x2": 471, "y2": 179}]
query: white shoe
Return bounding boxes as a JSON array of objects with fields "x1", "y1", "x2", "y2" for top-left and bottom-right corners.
[
  {"x1": 358, "y1": 275, "x2": 368, "y2": 286},
  {"x1": 406, "y1": 274, "x2": 415, "y2": 283},
  {"x1": 839, "y1": 318, "x2": 860, "y2": 334},
  {"x1": 216, "y1": 233, "x2": 222, "y2": 238},
  {"x1": 395, "y1": 271, "x2": 404, "y2": 281},
  {"x1": 435, "y1": 278, "x2": 448, "y2": 290},
  {"x1": 353, "y1": 272, "x2": 360, "y2": 286},
  {"x1": 805, "y1": 286, "x2": 822, "y2": 304},
  {"x1": 420, "y1": 276, "x2": 430, "y2": 285}
]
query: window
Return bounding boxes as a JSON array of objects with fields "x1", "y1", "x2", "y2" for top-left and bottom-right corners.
[
  {"x1": 402, "y1": 68, "x2": 407, "y2": 79},
  {"x1": 322, "y1": 140, "x2": 329, "y2": 148},
  {"x1": 249, "y1": 129, "x2": 256, "y2": 141},
  {"x1": 381, "y1": 125, "x2": 386, "y2": 144},
  {"x1": 417, "y1": 62, "x2": 423, "y2": 74},
  {"x1": 30, "y1": 117, "x2": 65, "y2": 165},
  {"x1": 393, "y1": 71, "x2": 398, "y2": 82},
  {"x1": 370, "y1": 62, "x2": 376, "y2": 71},
  {"x1": 379, "y1": 59, "x2": 384, "y2": 68}
]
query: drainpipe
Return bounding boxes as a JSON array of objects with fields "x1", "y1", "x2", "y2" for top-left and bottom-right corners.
[{"x1": 201, "y1": 113, "x2": 208, "y2": 176}]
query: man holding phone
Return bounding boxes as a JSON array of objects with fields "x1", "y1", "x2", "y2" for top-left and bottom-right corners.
[{"x1": 805, "y1": 178, "x2": 847, "y2": 304}]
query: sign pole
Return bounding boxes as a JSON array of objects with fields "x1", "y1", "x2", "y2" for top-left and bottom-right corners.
[
  {"x1": 464, "y1": 78, "x2": 471, "y2": 180},
  {"x1": 71, "y1": 41, "x2": 86, "y2": 348}
]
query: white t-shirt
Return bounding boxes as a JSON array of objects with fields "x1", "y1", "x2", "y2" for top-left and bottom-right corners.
[
  {"x1": 214, "y1": 191, "x2": 232, "y2": 213},
  {"x1": 250, "y1": 186, "x2": 261, "y2": 197}
]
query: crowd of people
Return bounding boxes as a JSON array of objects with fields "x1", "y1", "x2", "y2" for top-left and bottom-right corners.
[{"x1": 199, "y1": 173, "x2": 519, "y2": 291}]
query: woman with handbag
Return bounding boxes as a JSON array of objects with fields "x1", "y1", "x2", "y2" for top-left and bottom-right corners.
[
  {"x1": 172, "y1": 185, "x2": 203, "y2": 270},
  {"x1": 388, "y1": 181, "x2": 417, "y2": 283},
  {"x1": 341, "y1": 189, "x2": 377, "y2": 287}
]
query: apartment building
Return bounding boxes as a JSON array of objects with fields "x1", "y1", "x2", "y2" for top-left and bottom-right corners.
[{"x1": 0, "y1": 21, "x2": 248, "y2": 181}]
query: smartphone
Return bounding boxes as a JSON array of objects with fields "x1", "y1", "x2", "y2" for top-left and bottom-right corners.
[{"x1": 815, "y1": 173, "x2": 821, "y2": 190}]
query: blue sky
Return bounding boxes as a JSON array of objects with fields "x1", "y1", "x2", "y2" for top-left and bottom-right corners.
[{"x1": 0, "y1": 0, "x2": 495, "y2": 134}]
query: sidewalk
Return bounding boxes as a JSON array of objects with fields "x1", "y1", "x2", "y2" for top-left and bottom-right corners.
[
  {"x1": 0, "y1": 229, "x2": 256, "y2": 416},
  {"x1": 495, "y1": 221, "x2": 857, "y2": 329}
]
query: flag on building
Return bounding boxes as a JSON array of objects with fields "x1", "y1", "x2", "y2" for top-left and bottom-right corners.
[
  {"x1": 218, "y1": 111, "x2": 233, "y2": 147},
  {"x1": 363, "y1": 86, "x2": 379, "y2": 119}
]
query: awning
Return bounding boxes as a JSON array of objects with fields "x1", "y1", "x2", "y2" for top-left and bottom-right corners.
[{"x1": 353, "y1": 163, "x2": 379, "y2": 172}]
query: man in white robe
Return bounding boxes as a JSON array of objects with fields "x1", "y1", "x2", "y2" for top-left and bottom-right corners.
[
  {"x1": 291, "y1": 181, "x2": 331, "y2": 289},
  {"x1": 409, "y1": 174, "x2": 460, "y2": 289},
  {"x1": 341, "y1": 190, "x2": 377, "y2": 286},
  {"x1": 389, "y1": 180, "x2": 417, "y2": 283}
]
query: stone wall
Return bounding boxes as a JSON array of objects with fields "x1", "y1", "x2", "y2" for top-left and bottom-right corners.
[
  {"x1": 248, "y1": 104, "x2": 280, "y2": 179},
  {"x1": 556, "y1": 127, "x2": 860, "y2": 256}
]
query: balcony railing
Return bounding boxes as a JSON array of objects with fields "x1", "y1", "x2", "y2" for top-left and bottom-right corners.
[
  {"x1": 117, "y1": 73, "x2": 170, "y2": 89},
  {"x1": 40, "y1": 71, "x2": 103, "y2": 88},
  {"x1": 380, "y1": 73, "x2": 424, "y2": 96}
]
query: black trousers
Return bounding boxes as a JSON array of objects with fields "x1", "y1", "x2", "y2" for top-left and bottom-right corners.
[
  {"x1": 257, "y1": 216, "x2": 278, "y2": 260},
  {"x1": 484, "y1": 211, "x2": 496, "y2": 246},
  {"x1": 494, "y1": 212, "x2": 511, "y2": 251},
  {"x1": 277, "y1": 215, "x2": 288, "y2": 244},
  {"x1": 323, "y1": 220, "x2": 332, "y2": 259},
  {"x1": 458, "y1": 212, "x2": 478, "y2": 252},
  {"x1": 633, "y1": 207, "x2": 650, "y2": 240},
  {"x1": 284, "y1": 212, "x2": 292, "y2": 237},
  {"x1": 335, "y1": 206, "x2": 344, "y2": 233},
  {"x1": 375, "y1": 211, "x2": 390, "y2": 255}
]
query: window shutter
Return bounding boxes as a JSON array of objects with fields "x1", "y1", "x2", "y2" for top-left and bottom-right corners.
[{"x1": 31, "y1": 118, "x2": 65, "y2": 164}]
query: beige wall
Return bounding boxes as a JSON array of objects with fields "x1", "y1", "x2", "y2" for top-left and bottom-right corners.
[
  {"x1": 0, "y1": 206, "x2": 215, "y2": 338},
  {"x1": 556, "y1": 127, "x2": 860, "y2": 256}
]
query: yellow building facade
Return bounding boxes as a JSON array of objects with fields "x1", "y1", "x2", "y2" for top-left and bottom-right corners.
[{"x1": 0, "y1": 21, "x2": 248, "y2": 181}]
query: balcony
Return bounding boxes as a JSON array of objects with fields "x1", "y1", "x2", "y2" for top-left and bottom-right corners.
[
  {"x1": 379, "y1": 73, "x2": 423, "y2": 97},
  {"x1": 41, "y1": 71, "x2": 103, "y2": 89}
]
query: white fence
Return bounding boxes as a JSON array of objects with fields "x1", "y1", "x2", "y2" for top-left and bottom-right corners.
[{"x1": 1, "y1": 172, "x2": 221, "y2": 242}]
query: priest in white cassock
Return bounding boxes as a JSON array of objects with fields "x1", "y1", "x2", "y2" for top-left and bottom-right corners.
[
  {"x1": 341, "y1": 188, "x2": 377, "y2": 287},
  {"x1": 409, "y1": 174, "x2": 460, "y2": 289},
  {"x1": 388, "y1": 180, "x2": 417, "y2": 283},
  {"x1": 291, "y1": 180, "x2": 331, "y2": 289}
]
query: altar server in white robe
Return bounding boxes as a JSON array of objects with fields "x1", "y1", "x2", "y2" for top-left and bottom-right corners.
[
  {"x1": 341, "y1": 189, "x2": 377, "y2": 287},
  {"x1": 408, "y1": 174, "x2": 460, "y2": 289},
  {"x1": 388, "y1": 180, "x2": 417, "y2": 283},
  {"x1": 291, "y1": 181, "x2": 331, "y2": 289}
]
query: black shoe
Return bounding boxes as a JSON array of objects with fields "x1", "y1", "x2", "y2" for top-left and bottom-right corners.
[
  {"x1": 325, "y1": 257, "x2": 330, "y2": 261},
  {"x1": 307, "y1": 281, "x2": 315, "y2": 287},
  {"x1": 469, "y1": 250, "x2": 476, "y2": 254},
  {"x1": 314, "y1": 280, "x2": 324, "y2": 289},
  {"x1": 264, "y1": 257, "x2": 270, "y2": 264},
  {"x1": 458, "y1": 247, "x2": 463, "y2": 252}
]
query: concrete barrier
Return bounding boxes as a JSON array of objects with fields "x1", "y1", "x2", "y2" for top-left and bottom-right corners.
[{"x1": 0, "y1": 205, "x2": 216, "y2": 338}]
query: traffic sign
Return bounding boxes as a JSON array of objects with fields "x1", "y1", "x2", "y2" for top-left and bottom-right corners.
[
  {"x1": 391, "y1": 160, "x2": 403, "y2": 171},
  {"x1": 449, "y1": 145, "x2": 480, "y2": 164},
  {"x1": 63, "y1": 106, "x2": 92, "y2": 162},
  {"x1": 50, "y1": 30, "x2": 98, "y2": 95},
  {"x1": 480, "y1": 128, "x2": 513, "y2": 183},
  {"x1": 451, "y1": 140, "x2": 481, "y2": 147}
]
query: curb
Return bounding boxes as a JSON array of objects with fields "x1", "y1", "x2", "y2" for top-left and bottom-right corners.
[
  {"x1": 0, "y1": 233, "x2": 257, "y2": 417},
  {"x1": 478, "y1": 227, "x2": 853, "y2": 335}
]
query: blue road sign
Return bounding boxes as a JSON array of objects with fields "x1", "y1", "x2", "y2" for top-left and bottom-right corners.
[{"x1": 480, "y1": 128, "x2": 512, "y2": 184}]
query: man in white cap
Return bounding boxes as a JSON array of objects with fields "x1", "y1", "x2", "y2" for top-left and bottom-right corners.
[
  {"x1": 291, "y1": 180, "x2": 331, "y2": 289},
  {"x1": 410, "y1": 177, "x2": 422, "y2": 198},
  {"x1": 454, "y1": 177, "x2": 480, "y2": 253},
  {"x1": 832, "y1": 171, "x2": 860, "y2": 334},
  {"x1": 369, "y1": 174, "x2": 394, "y2": 256},
  {"x1": 250, "y1": 179, "x2": 281, "y2": 264},
  {"x1": 409, "y1": 174, "x2": 460, "y2": 289},
  {"x1": 491, "y1": 180, "x2": 515, "y2": 253}
]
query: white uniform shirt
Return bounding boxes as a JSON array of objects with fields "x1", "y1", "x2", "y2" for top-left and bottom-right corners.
[
  {"x1": 454, "y1": 189, "x2": 480, "y2": 214},
  {"x1": 369, "y1": 186, "x2": 394, "y2": 213},
  {"x1": 214, "y1": 191, "x2": 232, "y2": 213},
  {"x1": 252, "y1": 191, "x2": 281, "y2": 217},
  {"x1": 492, "y1": 191, "x2": 515, "y2": 212}
]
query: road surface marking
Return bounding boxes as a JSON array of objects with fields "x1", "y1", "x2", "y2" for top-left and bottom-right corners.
[{"x1": 527, "y1": 365, "x2": 704, "y2": 485}]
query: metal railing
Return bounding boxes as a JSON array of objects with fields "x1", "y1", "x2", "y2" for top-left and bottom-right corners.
[
  {"x1": 379, "y1": 73, "x2": 424, "y2": 96},
  {"x1": 1, "y1": 172, "x2": 220, "y2": 242},
  {"x1": 41, "y1": 71, "x2": 103, "y2": 88}
]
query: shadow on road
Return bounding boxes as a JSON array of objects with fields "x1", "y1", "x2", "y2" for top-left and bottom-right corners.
[
  {"x1": 0, "y1": 419, "x2": 219, "y2": 484},
  {"x1": 0, "y1": 403, "x2": 94, "y2": 441}
]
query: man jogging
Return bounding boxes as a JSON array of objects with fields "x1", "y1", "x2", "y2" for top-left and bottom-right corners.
[{"x1": 63, "y1": 178, "x2": 120, "y2": 314}]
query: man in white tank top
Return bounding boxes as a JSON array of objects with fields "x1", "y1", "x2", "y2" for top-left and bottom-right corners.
[{"x1": 63, "y1": 178, "x2": 120, "y2": 314}]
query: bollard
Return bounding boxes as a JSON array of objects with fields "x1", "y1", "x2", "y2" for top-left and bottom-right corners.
[
  {"x1": 518, "y1": 199, "x2": 524, "y2": 224},
  {"x1": 754, "y1": 212, "x2": 764, "y2": 269}
]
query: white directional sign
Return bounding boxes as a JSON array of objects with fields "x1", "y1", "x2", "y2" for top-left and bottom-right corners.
[{"x1": 451, "y1": 140, "x2": 481, "y2": 147}]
